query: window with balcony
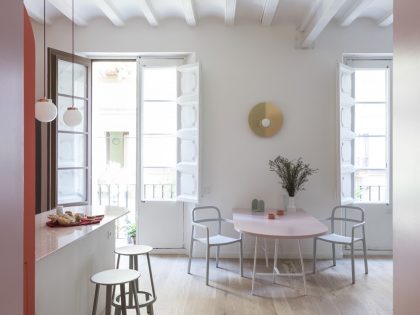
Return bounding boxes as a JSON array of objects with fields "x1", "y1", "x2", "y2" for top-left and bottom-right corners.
[{"x1": 338, "y1": 57, "x2": 392, "y2": 205}]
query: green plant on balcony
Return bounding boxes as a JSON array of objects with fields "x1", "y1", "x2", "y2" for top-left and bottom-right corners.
[{"x1": 127, "y1": 224, "x2": 136, "y2": 244}]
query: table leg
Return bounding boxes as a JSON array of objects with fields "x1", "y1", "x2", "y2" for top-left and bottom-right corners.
[
  {"x1": 147, "y1": 253, "x2": 156, "y2": 298},
  {"x1": 131, "y1": 281, "x2": 140, "y2": 315},
  {"x1": 105, "y1": 285, "x2": 112, "y2": 315},
  {"x1": 297, "y1": 239, "x2": 307, "y2": 295},
  {"x1": 128, "y1": 256, "x2": 134, "y2": 307},
  {"x1": 251, "y1": 236, "x2": 258, "y2": 295},
  {"x1": 120, "y1": 284, "x2": 127, "y2": 315},
  {"x1": 92, "y1": 284, "x2": 99, "y2": 315},
  {"x1": 272, "y1": 239, "x2": 279, "y2": 284},
  {"x1": 112, "y1": 254, "x2": 121, "y2": 301},
  {"x1": 134, "y1": 255, "x2": 140, "y2": 294},
  {"x1": 263, "y1": 238, "x2": 269, "y2": 268}
]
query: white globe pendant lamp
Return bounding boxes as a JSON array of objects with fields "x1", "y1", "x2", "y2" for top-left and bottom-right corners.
[
  {"x1": 63, "y1": 0, "x2": 83, "y2": 128},
  {"x1": 63, "y1": 106, "x2": 82, "y2": 127},
  {"x1": 35, "y1": 98, "x2": 57, "y2": 122},
  {"x1": 35, "y1": 0, "x2": 57, "y2": 123}
]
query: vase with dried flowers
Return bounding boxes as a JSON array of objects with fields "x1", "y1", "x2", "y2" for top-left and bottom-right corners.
[{"x1": 269, "y1": 156, "x2": 317, "y2": 211}]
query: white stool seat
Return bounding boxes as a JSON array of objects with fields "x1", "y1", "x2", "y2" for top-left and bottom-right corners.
[
  {"x1": 317, "y1": 233, "x2": 362, "y2": 245},
  {"x1": 115, "y1": 245, "x2": 153, "y2": 256},
  {"x1": 91, "y1": 269, "x2": 140, "y2": 285}
]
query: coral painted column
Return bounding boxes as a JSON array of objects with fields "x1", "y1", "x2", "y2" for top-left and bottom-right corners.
[{"x1": 24, "y1": 8, "x2": 35, "y2": 315}]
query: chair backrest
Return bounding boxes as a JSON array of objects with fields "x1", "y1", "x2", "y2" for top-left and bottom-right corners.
[
  {"x1": 330, "y1": 205, "x2": 365, "y2": 235},
  {"x1": 192, "y1": 206, "x2": 222, "y2": 234}
]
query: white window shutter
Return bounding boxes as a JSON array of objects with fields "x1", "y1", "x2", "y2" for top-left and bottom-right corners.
[
  {"x1": 176, "y1": 63, "x2": 200, "y2": 203},
  {"x1": 338, "y1": 63, "x2": 356, "y2": 205}
]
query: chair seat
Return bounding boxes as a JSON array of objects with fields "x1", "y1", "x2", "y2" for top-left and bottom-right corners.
[
  {"x1": 115, "y1": 245, "x2": 153, "y2": 256},
  {"x1": 317, "y1": 233, "x2": 362, "y2": 244},
  {"x1": 196, "y1": 234, "x2": 240, "y2": 246}
]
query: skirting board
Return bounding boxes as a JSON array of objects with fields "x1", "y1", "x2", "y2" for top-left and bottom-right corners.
[
  {"x1": 151, "y1": 248, "x2": 188, "y2": 255},
  {"x1": 150, "y1": 248, "x2": 392, "y2": 259}
]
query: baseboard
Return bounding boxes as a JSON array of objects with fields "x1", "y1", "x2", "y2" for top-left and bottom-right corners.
[
  {"x1": 150, "y1": 249, "x2": 336, "y2": 260},
  {"x1": 343, "y1": 249, "x2": 393, "y2": 256},
  {"x1": 148, "y1": 246, "x2": 393, "y2": 259},
  {"x1": 154, "y1": 249, "x2": 393, "y2": 259},
  {"x1": 151, "y1": 248, "x2": 188, "y2": 255}
]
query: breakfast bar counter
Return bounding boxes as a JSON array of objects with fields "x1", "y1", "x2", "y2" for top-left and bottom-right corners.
[
  {"x1": 35, "y1": 205, "x2": 129, "y2": 315},
  {"x1": 36, "y1": 205, "x2": 128, "y2": 261}
]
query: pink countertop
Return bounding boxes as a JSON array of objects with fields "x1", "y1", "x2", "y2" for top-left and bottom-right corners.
[
  {"x1": 36, "y1": 205, "x2": 129, "y2": 261},
  {"x1": 232, "y1": 208, "x2": 328, "y2": 239}
]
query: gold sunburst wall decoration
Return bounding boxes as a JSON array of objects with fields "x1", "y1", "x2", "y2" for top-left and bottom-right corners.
[{"x1": 248, "y1": 102, "x2": 283, "y2": 137}]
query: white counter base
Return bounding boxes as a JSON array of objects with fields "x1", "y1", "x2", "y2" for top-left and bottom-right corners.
[
  {"x1": 35, "y1": 206, "x2": 128, "y2": 315},
  {"x1": 36, "y1": 221, "x2": 115, "y2": 315}
]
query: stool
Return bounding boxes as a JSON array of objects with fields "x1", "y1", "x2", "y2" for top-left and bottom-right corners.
[
  {"x1": 114, "y1": 245, "x2": 156, "y2": 315},
  {"x1": 91, "y1": 269, "x2": 141, "y2": 315}
]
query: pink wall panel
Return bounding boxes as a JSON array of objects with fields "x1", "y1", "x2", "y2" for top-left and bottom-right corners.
[
  {"x1": 394, "y1": 0, "x2": 420, "y2": 314},
  {"x1": 0, "y1": 0, "x2": 24, "y2": 314}
]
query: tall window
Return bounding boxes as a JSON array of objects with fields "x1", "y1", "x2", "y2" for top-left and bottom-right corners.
[
  {"x1": 43, "y1": 49, "x2": 91, "y2": 210},
  {"x1": 339, "y1": 58, "x2": 392, "y2": 205},
  {"x1": 354, "y1": 68, "x2": 390, "y2": 203},
  {"x1": 141, "y1": 66, "x2": 178, "y2": 200}
]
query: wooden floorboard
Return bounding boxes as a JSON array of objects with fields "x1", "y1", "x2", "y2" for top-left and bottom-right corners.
[{"x1": 104, "y1": 255, "x2": 392, "y2": 315}]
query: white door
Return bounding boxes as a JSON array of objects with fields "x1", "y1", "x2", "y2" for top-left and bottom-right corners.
[
  {"x1": 338, "y1": 63, "x2": 356, "y2": 205},
  {"x1": 137, "y1": 59, "x2": 200, "y2": 249}
]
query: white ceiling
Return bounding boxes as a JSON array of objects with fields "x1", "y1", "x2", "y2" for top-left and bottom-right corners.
[{"x1": 24, "y1": 0, "x2": 393, "y2": 48}]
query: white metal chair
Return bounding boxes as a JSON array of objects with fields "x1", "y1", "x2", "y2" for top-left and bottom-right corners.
[
  {"x1": 313, "y1": 205, "x2": 368, "y2": 284},
  {"x1": 187, "y1": 206, "x2": 243, "y2": 285}
]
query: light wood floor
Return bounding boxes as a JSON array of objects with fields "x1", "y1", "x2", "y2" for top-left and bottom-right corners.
[{"x1": 105, "y1": 255, "x2": 392, "y2": 315}]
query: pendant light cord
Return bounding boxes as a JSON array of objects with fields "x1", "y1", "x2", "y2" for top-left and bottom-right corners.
[
  {"x1": 72, "y1": 0, "x2": 75, "y2": 107},
  {"x1": 43, "y1": 0, "x2": 46, "y2": 98}
]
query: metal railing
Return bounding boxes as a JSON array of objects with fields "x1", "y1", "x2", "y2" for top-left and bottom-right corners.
[
  {"x1": 357, "y1": 185, "x2": 386, "y2": 202},
  {"x1": 143, "y1": 183, "x2": 176, "y2": 200},
  {"x1": 97, "y1": 184, "x2": 136, "y2": 208},
  {"x1": 96, "y1": 183, "x2": 176, "y2": 206}
]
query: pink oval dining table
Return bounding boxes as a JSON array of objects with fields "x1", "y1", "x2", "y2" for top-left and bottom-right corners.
[{"x1": 232, "y1": 208, "x2": 328, "y2": 295}]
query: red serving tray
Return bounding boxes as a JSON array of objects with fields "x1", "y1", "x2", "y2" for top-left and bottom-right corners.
[{"x1": 46, "y1": 215, "x2": 104, "y2": 227}]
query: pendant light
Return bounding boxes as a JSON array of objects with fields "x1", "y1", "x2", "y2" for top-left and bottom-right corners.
[
  {"x1": 35, "y1": 0, "x2": 57, "y2": 123},
  {"x1": 63, "y1": 0, "x2": 83, "y2": 127}
]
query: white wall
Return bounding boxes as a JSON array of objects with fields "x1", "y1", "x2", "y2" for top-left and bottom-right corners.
[
  {"x1": 32, "y1": 17, "x2": 392, "y2": 258},
  {"x1": 393, "y1": 0, "x2": 420, "y2": 313}
]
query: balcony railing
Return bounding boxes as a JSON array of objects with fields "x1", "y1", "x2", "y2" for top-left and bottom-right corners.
[
  {"x1": 97, "y1": 184, "x2": 136, "y2": 208},
  {"x1": 357, "y1": 185, "x2": 386, "y2": 202},
  {"x1": 143, "y1": 184, "x2": 176, "y2": 200},
  {"x1": 96, "y1": 183, "x2": 176, "y2": 207}
]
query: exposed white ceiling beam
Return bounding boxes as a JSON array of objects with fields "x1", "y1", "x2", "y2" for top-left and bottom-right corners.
[
  {"x1": 24, "y1": 4, "x2": 52, "y2": 25},
  {"x1": 261, "y1": 0, "x2": 280, "y2": 26},
  {"x1": 378, "y1": 12, "x2": 393, "y2": 27},
  {"x1": 225, "y1": 0, "x2": 236, "y2": 25},
  {"x1": 299, "y1": 0, "x2": 346, "y2": 49},
  {"x1": 339, "y1": 0, "x2": 375, "y2": 27},
  {"x1": 93, "y1": 0, "x2": 124, "y2": 26},
  {"x1": 298, "y1": 0, "x2": 320, "y2": 32},
  {"x1": 182, "y1": 0, "x2": 196, "y2": 26},
  {"x1": 48, "y1": 0, "x2": 87, "y2": 26},
  {"x1": 137, "y1": 0, "x2": 159, "y2": 26}
]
